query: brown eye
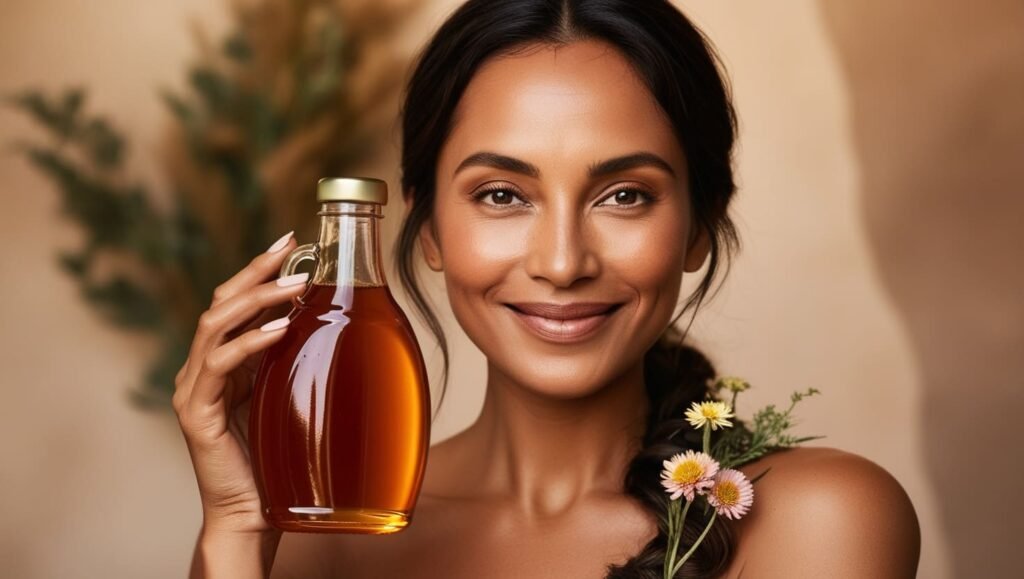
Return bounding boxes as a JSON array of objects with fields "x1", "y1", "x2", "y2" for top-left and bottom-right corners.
[
  {"x1": 598, "y1": 187, "x2": 654, "y2": 208},
  {"x1": 613, "y1": 190, "x2": 638, "y2": 204},
  {"x1": 488, "y1": 189, "x2": 515, "y2": 204},
  {"x1": 472, "y1": 185, "x2": 528, "y2": 208}
]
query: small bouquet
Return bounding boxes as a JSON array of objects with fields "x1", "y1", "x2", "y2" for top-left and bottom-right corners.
[{"x1": 660, "y1": 377, "x2": 821, "y2": 578}]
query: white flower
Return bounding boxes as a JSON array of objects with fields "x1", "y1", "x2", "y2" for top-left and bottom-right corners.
[{"x1": 684, "y1": 401, "x2": 735, "y2": 430}]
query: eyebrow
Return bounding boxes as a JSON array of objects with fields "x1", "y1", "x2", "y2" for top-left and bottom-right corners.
[{"x1": 454, "y1": 151, "x2": 676, "y2": 179}]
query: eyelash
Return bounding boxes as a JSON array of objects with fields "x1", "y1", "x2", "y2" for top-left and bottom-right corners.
[{"x1": 471, "y1": 184, "x2": 656, "y2": 210}]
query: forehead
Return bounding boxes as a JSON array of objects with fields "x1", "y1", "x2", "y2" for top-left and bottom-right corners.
[{"x1": 439, "y1": 39, "x2": 686, "y2": 176}]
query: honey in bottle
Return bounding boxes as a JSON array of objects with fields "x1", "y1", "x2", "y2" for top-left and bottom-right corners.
[{"x1": 249, "y1": 177, "x2": 431, "y2": 534}]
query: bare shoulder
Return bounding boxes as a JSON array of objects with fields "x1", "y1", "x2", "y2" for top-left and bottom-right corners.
[{"x1": 730, "y1": 446, "x2": 920, "y2": 579}]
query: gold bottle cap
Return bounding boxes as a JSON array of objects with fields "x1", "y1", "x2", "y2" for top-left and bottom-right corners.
[{"x1": 317, "y1": 177, "x2": 388, "y2": 205}]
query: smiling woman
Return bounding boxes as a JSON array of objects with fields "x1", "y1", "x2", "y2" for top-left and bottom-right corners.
[
  {"x1": 173, "y1": 1, "x2": 919, "y2": 578},
  {"x1": 418, "y1": 39, "x2": 704, "y2": 402}
]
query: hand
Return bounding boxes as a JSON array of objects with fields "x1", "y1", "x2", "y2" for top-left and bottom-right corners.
[{"x1": 173, "y1": 231, "x2": 308, "y2": 535}]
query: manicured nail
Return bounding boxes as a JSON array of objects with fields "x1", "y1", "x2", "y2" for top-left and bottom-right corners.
[
  {"x1": 266, "y1": 231, "x2": 294, "y2": 253},
  {"x1": 260, "y1": 317, "x2": 291, "y2": 332},
  {"x1": 276, "y1": 272, "x2": 309, "y2": 287}
]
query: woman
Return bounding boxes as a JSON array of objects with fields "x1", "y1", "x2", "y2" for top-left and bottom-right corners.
[{"x1": 175, "y1": 1, "x2": 921, "y2": 577}]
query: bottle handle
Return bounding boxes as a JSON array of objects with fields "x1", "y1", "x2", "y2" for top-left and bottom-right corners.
[{"x1": 280, "y1": 242, "x2": 318, "y2": 307}]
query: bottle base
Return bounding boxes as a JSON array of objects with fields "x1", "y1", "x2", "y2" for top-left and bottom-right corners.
[{"x1": 266, "y1": 507, "x2": 411, "y2": 534}]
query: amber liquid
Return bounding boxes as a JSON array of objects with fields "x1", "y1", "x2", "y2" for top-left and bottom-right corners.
[{"x1": 249, "y1": 283, "x2": 430, "y2": 534}]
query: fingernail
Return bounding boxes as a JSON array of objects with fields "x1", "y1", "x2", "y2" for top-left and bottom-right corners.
[
  {"x1": 266, "y1": 231, "x2": 294, "y2": 253},
  {"x1": 260, "y1": 317, "x2": 291, "y2": 332},
  {"x1": 276, "y1": 272, "x2": 309, "y2": 287}
]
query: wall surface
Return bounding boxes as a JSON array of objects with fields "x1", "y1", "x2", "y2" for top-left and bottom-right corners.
[{"x1": 2, "y1": 1, "x2": 1021, "y2": 577}]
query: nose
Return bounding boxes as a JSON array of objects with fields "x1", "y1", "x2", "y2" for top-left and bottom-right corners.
[{"x1": 523, "y1": 199, "x2": 601, "y2": 288}]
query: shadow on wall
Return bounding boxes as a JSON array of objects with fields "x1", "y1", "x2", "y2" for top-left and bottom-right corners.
[{"x1": 818, "y1": 0, "x2": 1024, "y2": 576}]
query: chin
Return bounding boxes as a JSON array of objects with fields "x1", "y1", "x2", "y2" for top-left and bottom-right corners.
[{"x1": 497, "y1": 356, "x2": 627, "y2": 400}]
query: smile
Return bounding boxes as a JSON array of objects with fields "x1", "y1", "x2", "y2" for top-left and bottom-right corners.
[{"x1": 504, "y1": 303, "x2": 623, "y2": 343}]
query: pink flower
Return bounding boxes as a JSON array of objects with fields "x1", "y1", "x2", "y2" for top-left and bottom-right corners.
[
  {"x1": 707, "y1": 468, "x2": 754, "y2": 520},
  {"x1": 660, "y1": 450, "x2": 720, "y2": 501}
]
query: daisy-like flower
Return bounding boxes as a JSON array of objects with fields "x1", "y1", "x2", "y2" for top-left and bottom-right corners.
[
  {"x1": 714, "y1": 376, "x2": 750, "y2": 393},
  {"x1": 707, "y1": 468, "x2": 754, "y2": 520},
  {"x1": 684, "y1": 400, "x2": 735, "y2": 430},
  {"x1": 660, "y1": 450, "x2": 720, "y2": 501}
]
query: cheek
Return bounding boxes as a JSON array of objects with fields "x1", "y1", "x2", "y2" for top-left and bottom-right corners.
[
  {"x1": 597, "y1": 214, "x2": 689, "y2": 298},
  {"x1": 437, "y1": 215, "x2": 524, "y2": 318},
  {"x1": 447, "y1": 216, "x2": 527, "y2": 268}
]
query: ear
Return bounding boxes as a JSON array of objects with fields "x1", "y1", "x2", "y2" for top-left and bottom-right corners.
[
  {"x1": 683, "y1": 225, "x2": 711, "y2": 273},
  {"x1": 418, "y1": 216, "x2": 444, "y2": 272}
]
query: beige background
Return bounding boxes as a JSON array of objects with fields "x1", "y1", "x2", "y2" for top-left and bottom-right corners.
[{"x1": 2, "y1": 1, "x2": 1021, "y2": 577}]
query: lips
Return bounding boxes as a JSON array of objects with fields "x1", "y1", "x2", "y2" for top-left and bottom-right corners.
[{"x1": 505, "y1": 301, "x2": 622, "y2": 342}]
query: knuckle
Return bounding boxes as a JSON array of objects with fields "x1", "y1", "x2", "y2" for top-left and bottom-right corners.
[
  {"x1": 174, "y1": 398, "x2": 193, "y2": 424},
  {"x1": 211, "y1": 284, "x2": 230, "y2": 304},
  {"x1": 197, "y1": 311, "x2": 218, "y2": 333},
  {"x1": 176, "y1": 402, "x2": 220, "y2": 438},
  {"x1": 202, "y1": 351, "x2": 226, "y2": 376},
  {"x1": 171, "y1": 389, "x2": 187, "y2": 414},
  {"x1": 176, "y1": 411, "x2": 200, "y2": 435}
]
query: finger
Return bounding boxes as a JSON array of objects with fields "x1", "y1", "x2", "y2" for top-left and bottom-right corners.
[
  {"x1": 225, "y1": 299, "x2": 294, "y2": 342},
  {"x1": 189, "y1": 316, "x2": 292, "y2": 411},
  {"x1": 182, "y1": 272, "x2": 308, "y2": 392},
  {"x1": 210, "y1": 231, "x2": 297, "y2": 308},
  {"x1": 179, "y1": 232, "x2": 298, "y2": 383}
]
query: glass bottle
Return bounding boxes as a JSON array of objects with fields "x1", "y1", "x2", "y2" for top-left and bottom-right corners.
[{"x1": 249, "y1": 177, "x2": 431, "y2": 534}]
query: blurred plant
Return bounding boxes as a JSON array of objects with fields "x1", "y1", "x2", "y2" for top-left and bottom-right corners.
[{"x1": 6, "y1": 0, "x2": 414, "y2": 410}]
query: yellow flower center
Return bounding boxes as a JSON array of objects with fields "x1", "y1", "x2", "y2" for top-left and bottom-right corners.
[
  {"x1": 713, "y1": 481, "x2": 739, "y2": 506},
  {"x1": 672, "y1": 460, "x2": 704, "y2": 485}
]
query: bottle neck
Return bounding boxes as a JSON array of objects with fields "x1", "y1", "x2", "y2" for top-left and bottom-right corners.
[{"x1": 312, "y1": 201, "x2": 386, "y2": 288}]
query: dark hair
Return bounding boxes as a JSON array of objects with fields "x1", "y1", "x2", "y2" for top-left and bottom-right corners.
[{"x1": 393, "y1": 0, "x2": 740, "y2": 576}]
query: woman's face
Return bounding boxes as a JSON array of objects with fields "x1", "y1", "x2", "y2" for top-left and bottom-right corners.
[{"x1": 420, "y1": 39, "x2": 708, "y2": 398}]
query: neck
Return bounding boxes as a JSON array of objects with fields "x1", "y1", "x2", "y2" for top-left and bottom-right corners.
[{"x1": 464, "y1": 360, "x2": 650, "y2": 519}]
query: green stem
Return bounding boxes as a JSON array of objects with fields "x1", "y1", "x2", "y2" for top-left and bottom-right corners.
[
  {"x1": 663, "y1": 500, "x2": 678, "y2": 579},
  {"x1": 664, "y1": 500, "x2": 692, "y2": 579},
  {"x1": 702, "y1": 424, "x2": 711, "y2": 454},
  {"x1": 671, "y1": 511, "x2": 718, "y2": 576}
]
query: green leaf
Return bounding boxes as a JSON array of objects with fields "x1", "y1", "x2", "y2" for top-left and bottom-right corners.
[
  {"x1": 750, "y1": 467, "x2": 772, "y2": 485},
  {"x1": 160, "y1": 89, "x2": 197, "y2": 126},
  {"x1": 6, "y1": 88, "x2": 81, "y2": 138},
  {"x1": 79, "y1": 117, "x2": 124, "y2": 168},
  {"x1": 61, "y1": 87, "x2": 85, "y2": 120},
  {"x1": 7, "y1": 88, "x2": 124, "y2": 169},
  {"x1": 126, "y1": 385, "x2": 172, "y2": 411},
  {"x1": 144, "y1": 331, "x2": 191, "y2": 399},
  {"x1": 245, "y1": 92, "x2": 283, "y2": 155},
  {"x1": 189, "y1": 66, "x2": 232, "y2": 113},
  {"x1": 223, "y1": 32, "x2": 252, "y2": 62},
  {"x1": 57, "y1": 250, "x2": 91, "y2": 277},
  {"x1": 82, "y1": 276, "x2": 164, "y2": 330}
]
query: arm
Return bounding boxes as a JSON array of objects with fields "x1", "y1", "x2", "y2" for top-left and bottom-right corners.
[
  {"x1": 189, "y1": 528, "x2": 283, "y2": 579},
  {"x1": 736, "y1": 447, "x2": 921, "y2": 578},
  {"x1": 172, "y1": 232, "x2": 303, "y2": 579}
]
